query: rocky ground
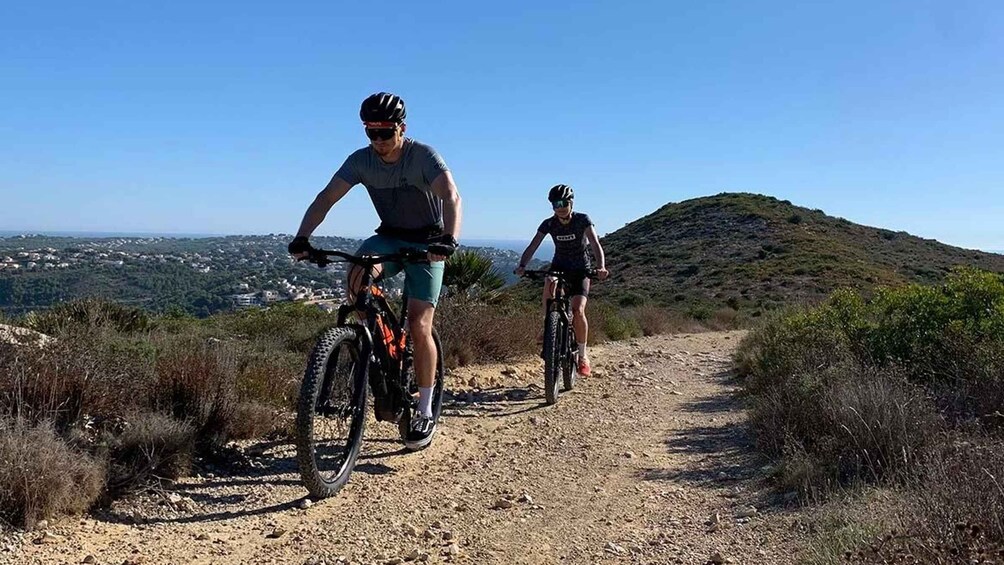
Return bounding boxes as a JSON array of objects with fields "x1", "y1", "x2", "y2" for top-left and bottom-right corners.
[{"x1": 3, "y1": 331, "x2": 813, "y2": 565}]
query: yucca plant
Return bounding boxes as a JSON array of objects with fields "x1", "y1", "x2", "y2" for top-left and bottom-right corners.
[{"x1": 443, "y1": 250, "x2": 504, "y2": 301}]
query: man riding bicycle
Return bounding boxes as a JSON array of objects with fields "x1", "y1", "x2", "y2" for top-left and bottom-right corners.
[
  {"x1": 515, "y1": 184, "x2": 608, "y2": 376},
  {"x1": 288, "y1": 92, "x2": 462, "y2": 450}
]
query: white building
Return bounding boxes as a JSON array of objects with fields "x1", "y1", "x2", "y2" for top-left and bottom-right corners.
[{"x1": 232, "y1": 293, "x2": 259, "y2": 307}]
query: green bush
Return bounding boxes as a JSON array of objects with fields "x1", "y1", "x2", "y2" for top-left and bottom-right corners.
[
  {"x1": 737, "y1": 268, "x2": 1004, "y2": 497},
  {"x1": 590, "y1": 301, "x2": 642, "y2": 342},
  {"x1": 617, "y1": 292, "x2": 647, "y2": 308},
  {"x1": 202, "y1": 301, "x2": 333, "y2": 354},
  {"x1": 23, "y1": 298, "x2": 151, "y2": 336}
]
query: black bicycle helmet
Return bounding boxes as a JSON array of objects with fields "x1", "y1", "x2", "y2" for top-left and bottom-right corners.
[
  {"x1": 360, "y1": 92, "x2": 406, "y2": 122},
  {"x1": 547, "y1": 184, "x2": 574, "y2": 202}
]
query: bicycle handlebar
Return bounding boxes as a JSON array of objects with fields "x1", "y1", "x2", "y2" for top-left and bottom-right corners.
[
  {"x1": 301, "y1": 248, "x2": 429, "y2": 268},
  {"x1": 521, "y1": 268, "x2": 600, "y2": 281}
]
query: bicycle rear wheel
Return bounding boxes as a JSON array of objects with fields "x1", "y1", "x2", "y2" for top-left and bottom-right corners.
[
  {"x1": 542, "y1": 310, "x2": 561, "y2": 405},
  {"x1": 398, "y1": 328, "x2": 446, "y2": 449},
  {"x1": 295, "y1": 326, "x2": 368, "y2": 498}
]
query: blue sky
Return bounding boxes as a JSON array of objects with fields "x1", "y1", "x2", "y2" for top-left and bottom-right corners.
[{"x1": 2, "y1": 1, "x2": 1003, "y2": 249}]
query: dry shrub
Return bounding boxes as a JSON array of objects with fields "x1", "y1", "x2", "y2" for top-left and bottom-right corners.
[
  {"x1": 231, "y1": 346, "x2": 301, "y2": 410},
  {"x1": 740, "y1": 274, "x2": 1004, "y2": 561},
  {"x1": 822, "y1": 372, "x2": 942, "y2": 485},
  {"x1": 0, "y1": 418, "x2": 105, "y2": 529},
  {"x1": 105, "y1": 412, "x2": 195, "y2": 495},
  {"x1": 841, "y1": 437, "x2": 1004, "y2": 563},
  {"x1": 914, "y1": 436, "x2": 1004, "y2": 551},
  {"x1": 0, "y1": 301, "x2": 332, "y2": 529},
  {"x1": 153, "y1": 340, "x2": 238, "y2": 446},
  {"x1": 436, "y1": 298, "x2": 537, "y2": 367},
  {"x1": 706, "y1": 307, "x2": 739, "y2": 330},
  {"x1": 628, "y1": 304, "x2": 704, "y2": 336},
  {"x1": 22, "y1": 298, "x2": 151, "y2": 336},
  {"x1": 226, "y1": 402, "x2": 281, "y2": 440},
  {"x1": 750, "y1": 363, "x2": 942, "y2": 498},
  {"x1": 0, "y1": 338, "x2": 154, "y2": 429}
]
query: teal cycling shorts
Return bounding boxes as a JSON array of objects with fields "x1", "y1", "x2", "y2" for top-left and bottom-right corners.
[{"x1": 355, "y1": 235, "x2": 445, "y2": 306}]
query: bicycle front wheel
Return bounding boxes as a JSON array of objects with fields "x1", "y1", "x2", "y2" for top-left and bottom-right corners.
[
  {"x1": 562, "y1": 324, "x2": 576, "y2": 392},
  {"x1": 295, "y1": 326, "x2": 368, "y2": 498},
  {"x1": 542, "y1": 310, "x2": 561, "y2": 405}
]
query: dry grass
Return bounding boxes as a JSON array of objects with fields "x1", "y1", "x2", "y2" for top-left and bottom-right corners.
[
  {"x1": 435, "y1": 297, "x2": 538, "y2": 367},
  {"x1": 0, "y1": 418, "x2": 105, "y2": 529},
  {"x1": 739, "y1": 271, "x2": 1004, "y2": 562},
  {"x1": 627, "y1": 304, "x2": 705, "y2": 336},
  {"x1": 0, "y1": 294, "x2": 702, "y2": 529},
  {"x1": 227, "y1": 402, "x2": 283, "y2": 440},
  {"x1": 152, "y1": 342, "x2": 239, "y2": 447},
  {"x1": 105, "y1": 412, "x2": 195, "y2": 495}
]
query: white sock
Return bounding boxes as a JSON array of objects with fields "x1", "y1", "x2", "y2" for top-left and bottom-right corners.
[
  {"x1": 418, "y1": 386, "x2": 434, "y2": 418},
  {"x1": 577, "y1": 342, "x2": 587, "y2": 360}
]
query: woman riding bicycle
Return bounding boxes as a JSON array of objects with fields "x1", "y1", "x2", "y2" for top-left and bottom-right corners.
[{"x1": 515, "y1": 184, "x2": 609, "y2": 376}]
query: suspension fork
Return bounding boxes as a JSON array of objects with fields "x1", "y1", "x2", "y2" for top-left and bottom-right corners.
[{"x1": 334, "y1": 269, "x2": 383, "y2": 397}]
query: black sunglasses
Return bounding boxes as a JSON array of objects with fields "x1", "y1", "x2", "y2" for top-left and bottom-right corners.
[
  {"x1": 551, "y1": 199, "x2": 571, "y2": 209},
  {"x1": 365, "y1": 127, "x2": 397, "y2": 141}
]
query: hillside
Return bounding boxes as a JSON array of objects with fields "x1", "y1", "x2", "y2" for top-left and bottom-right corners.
[{"x1": 597, "y1": 193, "x2": 1004, "y2": 315}]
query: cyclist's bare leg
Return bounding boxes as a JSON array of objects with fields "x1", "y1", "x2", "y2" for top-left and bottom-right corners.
[
  {"x1": 571, "y1": 294, "x2": 589, "y2": 358},
  {"x1": 346, "y1": 264, "x2": 383, "y2": 320},
  {"x1": 408, "y1": 299, "x2": 437, "y2": 417},
  {"x1": 537, "y1": 277, "x2": 557, "y2": 342}
]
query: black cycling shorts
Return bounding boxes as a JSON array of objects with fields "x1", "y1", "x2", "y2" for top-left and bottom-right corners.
[{"x1": 551, "y1": 270, "x2": 590, "y2": 298}]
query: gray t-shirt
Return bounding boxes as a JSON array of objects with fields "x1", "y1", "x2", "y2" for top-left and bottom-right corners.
[
  {"x1": 537, "y1": 212, "x2": 594, "y2": 270},
  {"x1": 334, "y1": 139, "x2": 450, "y2": 242}
]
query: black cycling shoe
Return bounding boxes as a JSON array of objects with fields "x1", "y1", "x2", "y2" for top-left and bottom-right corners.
[{"x1": 403, "y1": 412, "x2": 436, "y2": 451}]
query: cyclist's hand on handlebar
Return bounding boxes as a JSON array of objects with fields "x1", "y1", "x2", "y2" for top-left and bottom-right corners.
[
  {"x1": 427, "y1": 234, "x2": 458, "y2": 262},
  {"x1": 514, "y1": 265, "x2": 526, "y2": 277},
  {"x1": 596, "y1": 267, "x2": 609, "y2": 281},
  {"x1": 288, "y1": 236, "x2": 314, "y2": 260}
]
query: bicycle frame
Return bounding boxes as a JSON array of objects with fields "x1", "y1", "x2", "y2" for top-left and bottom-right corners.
[
  {"x1": 533, "y1": 270, "x2": 594, "y2": 340},
  {"x1": 546, "y1": 280, "x2": 574, "y2": 331},
  {"x1": 294, "y1": 246, "x2": 444, "y2": 498},
  {"x1": 308, "y1": 248, "x2": 424, "y2": 421}
]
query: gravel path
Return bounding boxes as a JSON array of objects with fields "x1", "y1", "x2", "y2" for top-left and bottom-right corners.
[{"x1": 6, "y1": 331, "x2": 810, "y2": 565}]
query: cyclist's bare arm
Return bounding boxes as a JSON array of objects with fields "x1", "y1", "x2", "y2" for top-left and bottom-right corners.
[
  {"x1": 296, "y1": 176, "x2": 354, "y2": 238},
  {"x1": 431, "y1": 171, "x2": 462, "y2": 239},
  {"x1": 516, "y1": 231, "x2": 547, "y2": 274},
  {"x1": 585, "y1": 225, "x2": 609, "y2": 279}
]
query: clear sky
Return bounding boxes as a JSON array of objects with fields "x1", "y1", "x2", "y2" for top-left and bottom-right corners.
[{"x1": 2, "y1": 1, "x2": 1002, "y2": 249}]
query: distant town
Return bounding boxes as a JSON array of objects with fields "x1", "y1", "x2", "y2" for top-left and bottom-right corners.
[{"x1": 0, "y1": 234, "x2": 531, "y2": 316}]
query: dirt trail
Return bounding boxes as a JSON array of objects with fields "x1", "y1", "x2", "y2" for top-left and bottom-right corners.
[{"x1": 5, "y1": 331, "x2": 809, "y2": 565}]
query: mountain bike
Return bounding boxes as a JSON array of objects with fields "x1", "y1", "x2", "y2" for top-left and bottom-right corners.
[
  {"x1": 294, "y1": 248, "x2": 445, "y2": 498},
  {"x1": 521, "y1": 269, "x2": 597, "y2": 405}
]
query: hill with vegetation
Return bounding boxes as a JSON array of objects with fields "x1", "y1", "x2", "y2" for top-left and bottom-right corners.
[{"x1": 597, "y1": 192, "x2": 1004, "y2": 317}]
